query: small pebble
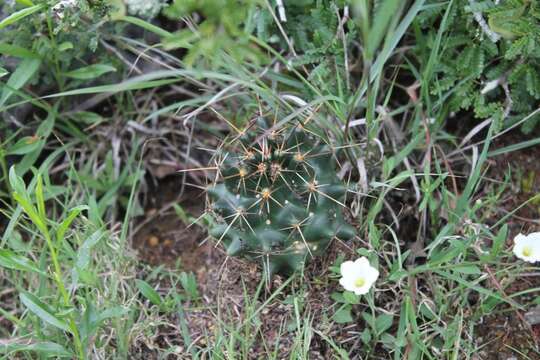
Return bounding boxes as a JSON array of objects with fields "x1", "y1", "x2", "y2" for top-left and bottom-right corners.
[
  {"x1": 147, "y1": 235, "x2": 159, "y2": 247},
  {"x1": 163, "y1": 238, "x2": 173, "y2": 247}
]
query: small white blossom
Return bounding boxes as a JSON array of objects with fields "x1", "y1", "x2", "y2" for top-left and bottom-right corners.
[
  {"x1": 339, "y1": 257, "x2": 379, "y2": 295},
  {"x1": 513, "y1": 232, "x2": 540, "y2": 263},
  {"x1": 125, "y1": 0, "x2": 163, "y2": 19}
]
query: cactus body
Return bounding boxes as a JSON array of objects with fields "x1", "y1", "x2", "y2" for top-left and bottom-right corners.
[{"x1": 207, "y1": 118, "x2": 354, "y2": 275}]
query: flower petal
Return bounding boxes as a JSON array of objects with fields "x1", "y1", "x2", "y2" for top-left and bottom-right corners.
[
  {"x1": 364, "y1": 266, "x2": 380, "y2": 284},
  {"x1": 354, "y1": 257, "x2": 370, "y2": 269},
  {"x1": 340, "y1": 260, "x2": 356, "y2": 277},
  {"x1": 339, "y1": 276, "x2": 357, "y2": 292},
  {"x1": 353, "y1": 283, "x2": 371, "y2": 295},
  {"x1": 513, "y1": 233, "x2": 526, "y2": 245}
]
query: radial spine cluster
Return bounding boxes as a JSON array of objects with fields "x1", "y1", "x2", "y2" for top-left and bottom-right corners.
[{"x1": 207, "y1": 116, "x2": 355, "y2": 275}]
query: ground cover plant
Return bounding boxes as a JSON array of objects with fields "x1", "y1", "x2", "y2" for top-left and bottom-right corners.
[{"x1": 1, "y1": 0, "x2": 540, "y2": 359}]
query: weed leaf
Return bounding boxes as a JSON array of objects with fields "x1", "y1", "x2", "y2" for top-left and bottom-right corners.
[{"x1": 19, "y1": 292, "x2": 71, "y2": 332}]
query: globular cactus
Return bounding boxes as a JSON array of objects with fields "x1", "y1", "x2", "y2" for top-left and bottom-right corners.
[{"x1": 207, "y1": 117, "x2": 355, "y2": 276}]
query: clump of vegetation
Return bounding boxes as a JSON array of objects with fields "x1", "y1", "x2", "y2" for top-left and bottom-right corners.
[
  {"x1": 208, "y1": 115, "x2": 354, "y2": 276},
  {"x1": 2, "y1": 0, "x2": 540, "y2": 359},
  {"x1": 162, "y1": 0, "x2": 263, "y2": 66},
  {"x1": 417, "y1": 0, "x2": 540, "y2": 132}
]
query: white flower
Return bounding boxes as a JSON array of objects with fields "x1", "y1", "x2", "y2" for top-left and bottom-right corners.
[
  {"x1": 513, "y1": 232, "x2": 540, "y2": 263},
  {"x1": 339, "y1": 257, "x2": 379, "y2": 295},
  {"x1": 125, "y1": 0, "x2": 163, "y2": 19}
]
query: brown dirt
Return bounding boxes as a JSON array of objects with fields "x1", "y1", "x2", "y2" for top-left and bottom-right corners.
[{"x1": 132, "y1": 177, "x2": 207, "y2": 271}]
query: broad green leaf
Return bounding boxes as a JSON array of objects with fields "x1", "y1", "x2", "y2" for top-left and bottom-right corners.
[
  {"x1": 333, "y1": 305, "x2": 354, "y2": 323},
  {"x1": 135, "y1": 279, "x2": 162, "y2": 306},
  {"x1": 343, "y1": 291, "x2": 360, "y2": 305},
  {"x1": 20, "y1": 292, "x2": 70, "y2": 332},
  {"x1": 375, "y1": 314, "x2": 394, "y2": 335},
  {"x1": 0, "y1": 67, "x2": 7, "y2": 77},
  {"x1": 64, "y1": 64, "x2": 117, "y2": 80},
  {"x1": 0, "y1": 249, "x2": 44, "y2": 274}
]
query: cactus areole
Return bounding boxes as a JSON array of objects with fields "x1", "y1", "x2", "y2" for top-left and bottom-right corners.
[{"x1": 207, "y1": 117, "x2": 355, "y2": 276}]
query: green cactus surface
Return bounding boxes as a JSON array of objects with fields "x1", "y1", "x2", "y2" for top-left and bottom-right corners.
[{"x1": 207, "y1": 117, "x2": 355, "y2": 276}]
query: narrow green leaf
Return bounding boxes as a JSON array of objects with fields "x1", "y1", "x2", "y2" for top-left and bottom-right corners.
[
  {"x1": 64, "y1": 64, "x2": 117, "y2": 80},
  {"x1": 135, "y1": 279, "x2": 162, "y2": 306},
  {"x1": 16, "y1": 0, "x2": 36, "y2": 6},
  {"x1": 490, "y1": 224, "x2": 508, "y2": 259},
  {"x1": 58, "y1": 42, "x2": 73, "y2": 52},
  {"x1": 76, "y1": 229, "x2": 104, "y2": 269},
  {"x1": 0, "y1": 249, "x2": 44, "y2": 274},
  {"x1": 56, "y1": 205, "x2": 89, "y2": 246},
  {"x1": 12, "y1": 191, "x2": 47, "y2": 236},
  {"x1": 8, "y1": 166, "x2": 25, "y2": 195},
  {"x1": 96, "y1": 306, "x2": 129, "y2": 323},
  {"x1": 0, "y1": 339, "x2": 72, "y2": 358},
  {"x1": 35, "y1": 174, "x2": 45, "y2": 219},
  {"x1": 488, "y1": 137, "x2": 540, "y2": 157},
  {"x1": 20, "y1": 292, "x2": 70, "y2": 332},
  {"x1": 367, "y1": 0, "x2": 402, "y2": 58},
  {"x1": 0, "y1": 4, "x2": 45, "y2": 30},
  {"x1": 0, "y1": 58, "x2": 41, "y2": 108},
  {"x1": 119, "y1": 16, "x2": 172, "y2": 37},
  {"x1": 452, "y1": 265, "x2": 482, "y2": 275},
  {"x1": 6, "y1": 136, "x2": 43, "y2": 155},
  {"x1": 0, "y1": 43, "x2": 39, "y2": 58}
]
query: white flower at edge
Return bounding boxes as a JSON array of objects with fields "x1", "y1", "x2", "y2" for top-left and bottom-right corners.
[
  {"x1": 339, "y1": 257, "x2": 379, "y2": 295},
  {"x1": 513, "y1": 232, "x2": 540, "y2": 263}
]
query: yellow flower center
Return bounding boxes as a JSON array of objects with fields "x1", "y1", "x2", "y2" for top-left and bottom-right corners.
[
  {"x1": 522, "y1": 246, "x2": 533, "y2": 257},
  {"x1": 354, "y1": 277, "x2": 366, "y2": 288}
]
